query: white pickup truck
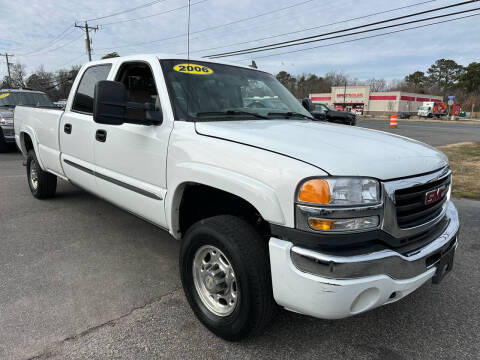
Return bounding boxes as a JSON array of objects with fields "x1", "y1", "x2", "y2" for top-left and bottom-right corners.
[{"x1": 14, "y1": 54, "x2": 459, "y2": 340}]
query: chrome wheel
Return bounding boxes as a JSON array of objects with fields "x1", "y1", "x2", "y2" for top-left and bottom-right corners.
[
  {"x1": 193, "y1": 245, "x2": 238, "y2": 316},
  {"x1": 30, "y1": 158, "x2": 39, "y2": 190}
]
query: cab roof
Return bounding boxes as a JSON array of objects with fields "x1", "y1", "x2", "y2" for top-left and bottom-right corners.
[{"x1": 84, "y1": 53, "x2": 259, "y2": 72}]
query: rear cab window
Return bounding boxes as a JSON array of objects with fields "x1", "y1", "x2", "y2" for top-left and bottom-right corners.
[{"x1": 72, "y1": 64, "x2": 112, "y2": 114}]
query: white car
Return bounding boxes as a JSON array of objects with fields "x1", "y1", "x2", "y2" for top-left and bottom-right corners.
[{"x1": 13, "y1": 54, "x2": 459, "y2": 340}]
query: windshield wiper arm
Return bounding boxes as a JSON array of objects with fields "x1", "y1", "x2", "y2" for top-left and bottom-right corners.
[
  {"x1": 267, "y1": 111, "x2": 315, "y2": 120},
  {"x1": 196, "y1": 110, "x2": 269, "y2": 119}
]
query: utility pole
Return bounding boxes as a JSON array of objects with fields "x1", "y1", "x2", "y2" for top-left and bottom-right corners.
[
  {"x1": 75, "y1": 22, "x2": 99, "y2": 61},
  {"x1": 0, "y1": 52, "x2": 14, "y2": 87}
]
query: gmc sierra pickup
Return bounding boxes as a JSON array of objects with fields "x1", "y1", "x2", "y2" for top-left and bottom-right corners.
[{"x1": 14, "y1": 54, "x2": 459, "y2": 340}]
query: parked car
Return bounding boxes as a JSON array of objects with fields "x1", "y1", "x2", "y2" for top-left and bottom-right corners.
[
  {"x1": 14, "y1": 55, "x2": 458, "y2": 340},
  {"x1": 396, "y1": 112, "x2": 411, "y2": 119},
  {"x1": 0, "y1": 88, "x2": 54, "y2": 152},
  {"x1": 310, "y1": 102, "x2": 356, "y2": 125},
  {"x1": 53, "y1": 99, "x2": 67, "y2": 108}
]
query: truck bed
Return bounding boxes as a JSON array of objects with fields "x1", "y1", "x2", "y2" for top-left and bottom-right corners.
[{"x1": 14, "y1": 105, "x2": 65, "y2": 177}]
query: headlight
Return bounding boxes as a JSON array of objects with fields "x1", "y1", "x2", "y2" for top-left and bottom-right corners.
[
  {"x1": 0, "y1": 117, "x2": 13, "y2": 125},
  {"x1": 298, "y1": 178, "x2": 380, "y2": 206},
  {"x1": 296, "y1": 177, "x2": 382, "y2": 233}
]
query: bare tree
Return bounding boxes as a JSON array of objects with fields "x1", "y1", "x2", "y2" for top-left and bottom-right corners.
[
  {"x1": 367, "y1": 78, "x2": 387, "y2": 91},
  {"x1": 1, "y1": 63, "x2": 27, "y2": 88},
  {"x1": 325, "y1": 71, "x2": 348, "y2": 86}
]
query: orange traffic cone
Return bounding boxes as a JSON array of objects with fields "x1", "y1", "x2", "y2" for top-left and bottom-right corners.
[{"x1": 390, "y1": 114, "x2": 398, "y2": 128}]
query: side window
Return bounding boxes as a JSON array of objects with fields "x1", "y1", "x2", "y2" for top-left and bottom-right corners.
[
  {"x1": 72, "y1": 64, "x2": 112, "y2": 114},
  {"x1": 115, "y1": 62, "x2": 161, "y2": 121}
]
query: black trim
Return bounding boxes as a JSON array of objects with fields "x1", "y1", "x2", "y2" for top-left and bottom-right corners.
[
  {"x1": 270, "y1": 218, "x2": 449, "y2": 256},
  {"x1": 63, "y1": 159, "x2": 163, "y2": 200}
]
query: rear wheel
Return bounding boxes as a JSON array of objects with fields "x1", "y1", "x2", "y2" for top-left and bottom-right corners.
[
  {"x1": 27, "y1": 150, "x2": 57, "y2": 199},
  {"x1": 180, "y1": 215, "x2": 275, "y2": 340}
]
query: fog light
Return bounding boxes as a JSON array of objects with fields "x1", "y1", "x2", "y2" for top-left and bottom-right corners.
[{"x1": 308, "y1": 216, "x2": 379, "y2": 232}]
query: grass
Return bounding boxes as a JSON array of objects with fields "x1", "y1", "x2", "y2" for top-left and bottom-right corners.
[{"x1": 437, "y1": 142, "x2": 480, "y2": 200}]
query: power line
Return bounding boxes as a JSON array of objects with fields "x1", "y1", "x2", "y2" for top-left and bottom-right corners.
[
  {"x1": 95, "y1": 0, "x2": 316, "y2": 50},
  {"x1": 207, "y1": 0, "x2": 479, "y2": 58},
  {"x1": 232, "y1": 13, "x2": 480, "y2": 62},
  {"x1": 84, "y1": 0, "x2": 170, "y2": 22},
  {"x1": 17, "y1": 25, "x2": 75, "y2": 57},
  {"x1": 56, "y1": 53, "x2": 86, "y2": 69},
  {"x1": 99, "y1": 0, "x2": 207, "y2": 26},
  {"x1": 29, "y1": 33, "x2": 85, "y2": 57},
  {"x1": 183, "y1": 0, "x2": 439, "y2": 55}
]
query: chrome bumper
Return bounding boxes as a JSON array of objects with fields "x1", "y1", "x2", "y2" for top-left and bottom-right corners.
[{"x1": 291, "y1": 200, "x2": 459, "y2": 280}]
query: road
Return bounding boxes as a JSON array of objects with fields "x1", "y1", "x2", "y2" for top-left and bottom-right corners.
[
  {"x1": 357, "y1": 119, "x2": 480, "y2": 146},
  {"x1": 1, "y1": 121, "x2": 479, "y2": 359}
]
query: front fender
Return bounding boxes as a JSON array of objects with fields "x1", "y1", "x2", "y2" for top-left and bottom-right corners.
[{"x1": 165, "y1": 161, "x2": 286, "y2": 239}]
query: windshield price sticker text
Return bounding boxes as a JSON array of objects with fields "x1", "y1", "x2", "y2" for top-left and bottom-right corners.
[{"x1": 173, "y1": 64, "x2": 213, "y2": 75}]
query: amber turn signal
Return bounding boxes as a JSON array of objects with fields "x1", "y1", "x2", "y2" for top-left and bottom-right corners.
[
  {"x1": 298, "y1": 179, "x2": 331, "y2": 204},
  {"x1": 308, "y1": 218, "x2": 334, "y2": 231}
]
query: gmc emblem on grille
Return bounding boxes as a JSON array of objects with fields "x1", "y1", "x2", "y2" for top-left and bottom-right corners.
[{"x1": 425, "y1": 185, "x2": 446, "y2": 205}]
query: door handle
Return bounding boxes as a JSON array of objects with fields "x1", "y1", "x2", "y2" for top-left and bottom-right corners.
[
  {"x1": 95, "y1": 129, "x2": 107, "y2": 142},
  {"x1": 64, "y1": 123, "x2": 72, "y2": 134}
]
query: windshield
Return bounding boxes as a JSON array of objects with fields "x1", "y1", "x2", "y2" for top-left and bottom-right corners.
[
  {"x1": 313, "y1": 104, "x2": 330, "y2": 112},
  {"x1": 419, "y1": 106, "x2": 429, "y2": 111},
  {"x1": 0, "y1": 92, "x2": 53, "y2": 107},
  {"x1": 161, "y1": 59, "x2": 312, "y2": 121}
]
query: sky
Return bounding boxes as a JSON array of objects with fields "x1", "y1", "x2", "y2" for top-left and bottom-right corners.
[{"x1": 0, "y1": 0, "x2": 479, "y2": 82}]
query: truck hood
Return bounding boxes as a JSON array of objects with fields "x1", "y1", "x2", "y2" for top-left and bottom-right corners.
[
  {"x1": 0, "y1": 108, "x2": 14, "y2": 118},
  {"x1": 195, "y1": 120, "x2": 448, "y2": 180}
]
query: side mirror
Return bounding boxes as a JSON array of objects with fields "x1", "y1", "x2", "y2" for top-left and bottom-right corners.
[
  {"x1": 93, "y1": 80, "x2": 163, "y2": 126},
  {"x1": 301, "y1": 98, "x2": 314, "y2": 112},
  {"x1": 93, "y1": 80, "x2": 127, "y2": 125}
]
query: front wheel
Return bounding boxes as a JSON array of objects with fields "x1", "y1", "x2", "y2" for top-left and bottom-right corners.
[
  {"x1": 27, "y1": 150, "x2": 57, "y2": 199},
  {"x1": 180, "y1": 215, "x2": 275, "y2": 341}
]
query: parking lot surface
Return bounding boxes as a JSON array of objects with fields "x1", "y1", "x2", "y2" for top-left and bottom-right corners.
[
  {"x1": 357, "y1": 119, "x2": 480, "y2": 146},
  {"x1": 1, "y1": 121, "x2": 479, "y2": 359}
]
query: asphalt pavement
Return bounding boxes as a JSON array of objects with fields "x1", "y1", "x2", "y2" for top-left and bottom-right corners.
[
  {"x1": 357, "y1": 119, "x2": 480, "y2": 146},
  {"x1": 1, "y1": 121, "x2": 479, "y2": 359}
]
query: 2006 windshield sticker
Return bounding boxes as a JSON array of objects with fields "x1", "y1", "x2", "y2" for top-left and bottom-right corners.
[
  {"x1": 173, "y1": 63, "x2": 213, "y2": 75},
  {"x1": 0, "y1": 93, "x2": 9, "y2": 99}
]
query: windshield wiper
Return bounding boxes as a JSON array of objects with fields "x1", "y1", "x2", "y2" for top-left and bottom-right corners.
[
  {"x1": 267, "y1": 111, "x2": 315, "y2": 120},
  {"x1": 196, "y1": 110, "x2": 269, "y2": 120}
]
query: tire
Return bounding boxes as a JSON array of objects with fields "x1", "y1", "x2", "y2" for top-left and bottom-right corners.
[
  {"x1": 27, "y1": 150, "x2": 57, "y2": 199},
  {"x1": 180, "y1": 215, "x2": 275, "y2": 341},
  {"x1": 0, "y1": 137, "x2": 8, "y2": 153}
]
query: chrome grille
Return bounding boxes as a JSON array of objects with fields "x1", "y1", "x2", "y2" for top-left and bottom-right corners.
[
  {"x1": 394, "y1": 175, "x2": 450, "y2": 229},
  {"x1": 2, "y1": 128, "x2": 14, "y2": 137}
]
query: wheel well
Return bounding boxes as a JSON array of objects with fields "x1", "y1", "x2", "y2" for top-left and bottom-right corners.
[
  {"x1": 178, "y1": 183, "x2": 270, "y2": 239},
  {"x1": 22, "y1": 132, "x2": 34, "y2": 153}
]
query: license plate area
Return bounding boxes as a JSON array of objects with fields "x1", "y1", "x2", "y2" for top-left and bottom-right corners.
[{"x1": 429, "y1": 237, "x2": 457, "y2": 284}]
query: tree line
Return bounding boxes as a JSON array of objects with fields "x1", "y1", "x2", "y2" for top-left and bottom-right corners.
[
  {"x1": 276, "y1": 58, "x2": 479, "y2": 110},
  {"x1": 0, "y1": 53, "x2": 120, "y2": 101},
  {"x1": 1, "y1": 56, "x2": 479, "y2": 109}
]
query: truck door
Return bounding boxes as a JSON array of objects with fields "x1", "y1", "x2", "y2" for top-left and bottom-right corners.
[
  {"x1": 59, "y1": 64, "x2": 112, "y2": 194},
  {"x1": 93, "y1": 60, "x2": 171, "y2": 228}
]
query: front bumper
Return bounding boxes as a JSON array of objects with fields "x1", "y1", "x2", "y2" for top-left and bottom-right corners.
[
  {"x1": 269, "y1": 201, "x2": 459, "y2": 319},
  {"x1": 0, "y1": 126, "x2": 16, "y2": 143}
]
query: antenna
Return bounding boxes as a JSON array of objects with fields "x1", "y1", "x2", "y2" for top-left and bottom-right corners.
[
  {"x1": 186, "y1": 0, "x2": 192, "y2": 118},
  {"x1": 187, "y1": 0, "x2": 191, "y2": 61}
]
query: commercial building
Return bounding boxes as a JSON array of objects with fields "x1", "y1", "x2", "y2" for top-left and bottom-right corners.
[{"x1": 310, "y1": 85, "x2": 443, "y2": 116}]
